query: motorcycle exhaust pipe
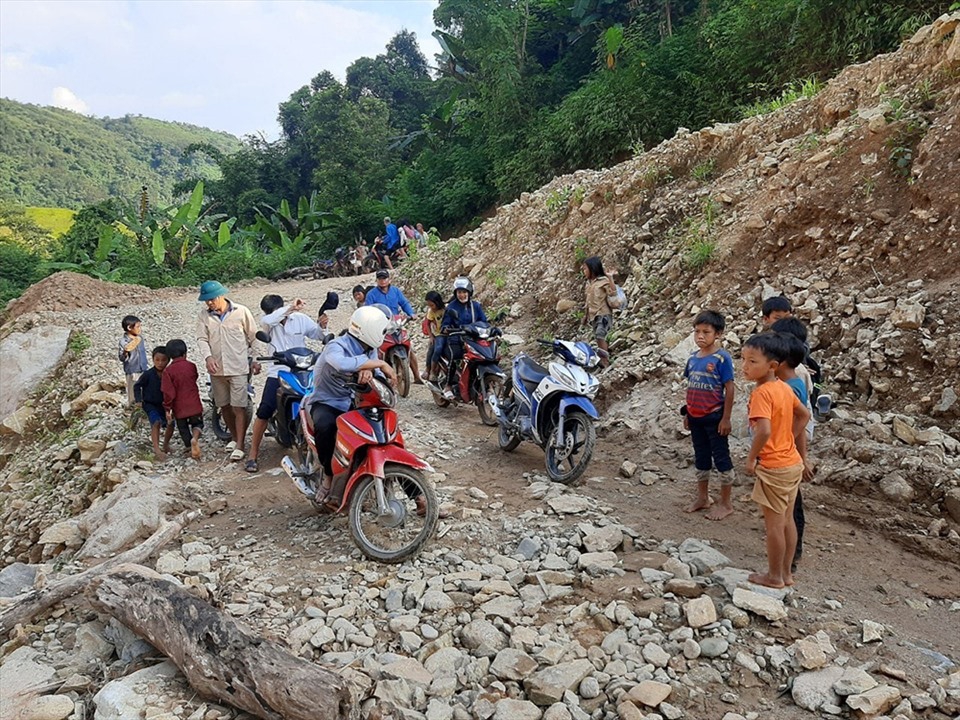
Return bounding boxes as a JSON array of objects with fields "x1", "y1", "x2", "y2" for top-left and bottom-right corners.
[
  {"x1": 488, "y1": 393, "x2": 501, "y2": 418},
  {"x1": 282, "y1": 456, "x2": 316, "y2": 499}
]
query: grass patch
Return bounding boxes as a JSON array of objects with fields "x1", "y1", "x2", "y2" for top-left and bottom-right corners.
[
  {"x1": 691, "y1": 159, "x2": 716, "y2": 182},
  {"x1": 486, "y1": 267, "x2": 507, "y2": 290},
  {"x1": 26, "y1": 207, "x2": 75, "y2": 238},
  {"x1": 740, "y1": 77, "x2": 823, "y2": 118},
  {"x1": 68, "y1": 330, "x2": 91, "y2": 355}
]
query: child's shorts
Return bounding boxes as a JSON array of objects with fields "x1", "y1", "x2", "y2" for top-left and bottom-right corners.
[
  {"x1": 592, "y1": 314, "x2": 612, "y2": 341},
  {"x1": 175, "y1": 414, "x2": 204, "y2": 447},
  {"x1": 143, "y1": 403, "x2": 166, "y2": 427},
  {"x1": 751, "y1": 463, "x2": 803, "y2": 514}
]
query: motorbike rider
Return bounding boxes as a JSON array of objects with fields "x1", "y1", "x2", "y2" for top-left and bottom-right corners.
[
  {"x1": 246, "y1": 293, "x2": 334, "y2": 473},
  {"x1": 304, "y1": 306, "x2": 397, "y2": 505},
  {"x1": 440, "y1": 277, "x2": 488, "y2": 400},
  {"x1": 365, "y1": 270, "x2": 423, "y2": 384}
]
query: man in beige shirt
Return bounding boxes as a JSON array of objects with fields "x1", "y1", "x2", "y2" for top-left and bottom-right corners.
[{"x1": 196, "y1": 281, "x2": 258, "y2": 461}]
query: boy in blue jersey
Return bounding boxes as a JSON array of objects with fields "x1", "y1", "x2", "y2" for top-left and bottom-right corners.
[{"x1": 683, "y1": 310, "x2": 736, "y2": 520}]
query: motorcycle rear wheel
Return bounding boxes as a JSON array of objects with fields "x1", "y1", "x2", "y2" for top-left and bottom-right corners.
[
  {"x1": 348, "y1": 465, "x2": 438, "y2": 563},
  {"x1": 544, "y1": 410, "x2": 596, "y2": 485},
  {"x1": 208, "y1": 401, "x2": 253, "y2": 443},
  {"x1": 497, "y1": 379, "x2": 522, "y2": 451},
  {"x1": 392, "y1": 355, "x2": 411, "y2": 398},
  {"x1": 477, "y1": 375, "x2": 504, "y2": 427}
]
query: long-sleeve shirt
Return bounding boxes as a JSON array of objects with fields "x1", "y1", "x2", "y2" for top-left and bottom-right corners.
[
  {"x1": 585, "y1": 276, "x2": 616, "y2": 322},
  {"x1": 365, "y1": 285, "x2": 414, "y2": 317},
  {"x1": 304, "y1": 335, "x2": 376, "y2": 412},
  {"x1": 118, "y1": 333, "x2": 149, "y2": 375},
  {"x1": 260, "y1": 307, "x2": 324, "y2": 379},
  {"x1": 161, "y1": 358, "x2": 203, "y2": 419},
  {"x1": 441, "y1": 300, "x2": 487, "y2": 331},
  {"x1": 196, "y1": 299, "x2": 258, "y2": 377},
  {"x1": 134, "y1": 367, "x2": 164, "y2": 406}
]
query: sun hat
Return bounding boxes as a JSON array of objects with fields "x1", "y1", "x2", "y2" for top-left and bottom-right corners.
[{"x1": 198, "y1": 280, "x2": 228, "y2": 301}]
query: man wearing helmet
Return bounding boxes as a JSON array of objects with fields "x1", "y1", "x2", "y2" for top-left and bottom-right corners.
[
  {"x1": 245, "y1": 293, "x2": 335, "y2": 474},
  {"x1": 304, "y1": 306, "x2": 397, "y2": 495},
  {"x1": 440, "y1": 277, "x2": 488, "y2": 400}
]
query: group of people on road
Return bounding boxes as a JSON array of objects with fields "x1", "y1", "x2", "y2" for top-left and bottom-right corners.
[{"x1": 122, "y1": 253, "x2": 821, "y2": 588}]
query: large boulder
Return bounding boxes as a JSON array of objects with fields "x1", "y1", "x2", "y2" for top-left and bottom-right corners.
[{"x1": 0, "y1": 325, "x2": 71, "y2": 418}]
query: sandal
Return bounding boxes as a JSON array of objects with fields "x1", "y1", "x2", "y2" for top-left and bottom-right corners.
[
  {"x1": 244, "y1": 459, "x2": 259, "y2": 473},
  {"x1": 230, "y1": 448, "x2": 245, "y2": 462}
]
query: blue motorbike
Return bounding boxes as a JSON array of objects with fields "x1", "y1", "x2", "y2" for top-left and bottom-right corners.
[
  {"x1": 254, "y1": 336, "x2": 323, "y2": 477},
  {"x1": 491, "y1": 339, "x2": 601, "y2": 484}
]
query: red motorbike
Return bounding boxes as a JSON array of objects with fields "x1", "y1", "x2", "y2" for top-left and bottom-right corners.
[
  {"x1": 282, "y1": 377, "x2": 439, "y2": 563},
  {"x1": 378, "y1": 315, "x2": 413, "y2": 398},
  {"x1": 426, "y1": 322, "x2": 506, "y2": 426}
]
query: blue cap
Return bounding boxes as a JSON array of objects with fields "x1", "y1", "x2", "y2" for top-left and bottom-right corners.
[{"x1": 198, "y1": 280, "x2": 228, "y2": 301}]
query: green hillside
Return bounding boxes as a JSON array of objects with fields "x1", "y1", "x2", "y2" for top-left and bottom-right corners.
[{"x1": 0, "y1": 99, "x2": 241, "y2": 209}]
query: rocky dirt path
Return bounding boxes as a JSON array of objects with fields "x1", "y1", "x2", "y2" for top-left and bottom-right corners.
[{"x1": 3, "y1": 273, "x2": 958, "y2": 720}]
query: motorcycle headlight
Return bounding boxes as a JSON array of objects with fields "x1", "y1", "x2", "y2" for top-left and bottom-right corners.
[
  {"x1": 292, "y1": 352, "x2": 314, "y2": 369},
  {"x1": 372, "y1": 377, "x2": 397, "y2": 408}
]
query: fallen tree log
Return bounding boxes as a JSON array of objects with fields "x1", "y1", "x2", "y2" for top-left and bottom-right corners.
[
  {"x1": 0, "y1": 509, "x2": 200, "y2": 638},
  {"x1": 87, "y1": 564, "x2": 354, "y2": 720}
]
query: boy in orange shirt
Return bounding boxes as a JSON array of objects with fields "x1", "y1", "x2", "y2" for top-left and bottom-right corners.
[{"x1": 741, "y1": 333, "x2": 810, "y2": 589}]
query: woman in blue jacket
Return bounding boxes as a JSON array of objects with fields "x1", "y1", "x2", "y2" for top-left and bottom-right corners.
[{"x1": 440, "y1": 277, "x2": 487, "y2": 399}]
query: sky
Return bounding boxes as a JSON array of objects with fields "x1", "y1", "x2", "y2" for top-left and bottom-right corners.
[{"x1": 0, "y1": 0, "x2": 442, "y2": 138}]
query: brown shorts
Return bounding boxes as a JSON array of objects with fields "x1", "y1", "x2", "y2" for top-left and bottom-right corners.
[
  {"x1": 210, "y1": 375, "x2": 247, "y2": 408},
  {"x1": 751, "y1": 463, "x2": 803, "y2": 514}
]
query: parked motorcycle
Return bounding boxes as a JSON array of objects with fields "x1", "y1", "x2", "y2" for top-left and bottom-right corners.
[
  {"x1": 282, "y1": 376, "x2": 439, "y2": 563},
  {"x1": 426, "y1": 322, "x2": 506, "y2": 426},
  {"x1": 491, "y1": 339, "x2": 600, "y2": 484},
  {"x1": 252, "y1": 334, "x2": 323, "y2": 452},
  {"x1": 378, "y1": 315, "x2": 413, "y2": 398}
]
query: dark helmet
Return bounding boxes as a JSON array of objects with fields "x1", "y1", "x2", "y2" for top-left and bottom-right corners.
[
  {"x1": 260, "y1": 294, "x2": 284, "y2": 314},
  {"x1": 319, "y1": 291, "x2": 339, "y2": 315}
]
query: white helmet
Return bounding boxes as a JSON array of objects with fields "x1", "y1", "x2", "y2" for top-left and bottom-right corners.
[
  {"x1": 452, "y1": 276, "x2": 473, "y2": 296},
  {"x1": 348, "y1": 306, "x2": 390, "y2": 349}
]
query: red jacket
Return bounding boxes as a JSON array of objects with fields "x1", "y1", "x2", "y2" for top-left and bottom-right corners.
[{"x1": 161, "y1": 358, "x2": 203, "y2": 419}]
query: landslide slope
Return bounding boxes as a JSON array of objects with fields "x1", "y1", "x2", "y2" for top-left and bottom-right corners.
[{"x1": 405, "y1": 13, "x2": 960, "y2": 429}]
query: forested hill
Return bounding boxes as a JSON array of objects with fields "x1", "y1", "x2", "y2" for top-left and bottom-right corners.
[{"x1": 0, "y1": 99, "x2": 241, "y2": 208}]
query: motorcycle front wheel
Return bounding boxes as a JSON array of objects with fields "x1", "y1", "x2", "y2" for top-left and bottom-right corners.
[
  {"x1": 391, "y1": 354, "x2": 411, "y2": 398},
  {"x1": 545, "y1": 410, "x2": 596, "y2": 485},
  {"x1": 476, "y1": 375, "x2": 504, "y2": 427},
  {"x1": 348, "y1": 465, "x2": 439, "y2": 563}
]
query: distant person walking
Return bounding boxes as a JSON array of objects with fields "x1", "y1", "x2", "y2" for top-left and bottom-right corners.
[
  {"x1": 582, "y1": 256, "x2": 617, "y2": 368},
  {"x1": 196, "y1": 280, "x2": 258, "y2": 462}
]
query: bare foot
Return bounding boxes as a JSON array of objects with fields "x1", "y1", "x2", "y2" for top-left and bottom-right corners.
[
  {"x1": 684, "y1": 496, "x2": 713, "y2": 513},
  {"x1": 748, "y1": 572, "x2": 785, "y2": 589},
  {"x1": 705, "y1": 502, "x2": 734, "y2": 521},
  {"x1": 154, "y1": 451, "x2": 167, "y2": 461},
  {"x1": 190, "y1": 439, "x2": 201, "y2": 460},
  {"x1": 783, "y1": 575, "x2": 795, "y2": 587}
]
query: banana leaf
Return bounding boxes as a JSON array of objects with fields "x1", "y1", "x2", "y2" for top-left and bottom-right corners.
[{"x1": 152, "y1": 229, "x2": 165, "y2": 266}]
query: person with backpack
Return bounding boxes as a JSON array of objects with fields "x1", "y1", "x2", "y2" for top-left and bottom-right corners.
[{"x1": 582, "y1": 256, "x2": 620, "y2": 368}]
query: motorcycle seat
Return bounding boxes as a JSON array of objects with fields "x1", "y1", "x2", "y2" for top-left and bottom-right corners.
[{"x1": 516, "y1": 356, "x2": 548, "y2": 391}]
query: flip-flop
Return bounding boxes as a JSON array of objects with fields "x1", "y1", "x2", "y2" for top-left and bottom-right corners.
[
  {"x1": 244, "y1": 459, "x2": 258, "y2": 473},
  {"x1": 230, "y1": 448, "x2": 245, "y2": 462},
  {"x1": 226, "y1": 441, "x2": 237, "y2": 451}
]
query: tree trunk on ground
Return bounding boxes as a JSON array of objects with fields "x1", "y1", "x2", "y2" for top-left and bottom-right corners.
[
  {"x1": 87, "y1": 564, "x2": 355, "y2": 720},
  {"x1": 0, "y1": 509, "x2": 200, "y2": 638}
]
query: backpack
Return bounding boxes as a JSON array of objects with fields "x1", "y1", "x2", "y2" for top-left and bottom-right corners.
[{"x1": 607, "y1": 285, "x2": 626, "y2": 311}]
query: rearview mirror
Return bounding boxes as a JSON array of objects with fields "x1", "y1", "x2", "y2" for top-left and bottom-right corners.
[{"x1": 255, "y1": 330, "x2": 271, "y2": 344}]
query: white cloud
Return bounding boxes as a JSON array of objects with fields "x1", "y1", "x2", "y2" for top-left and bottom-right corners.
[
  {"x1": 0, "y1": 0, "x2": 442, "y2": 137},
  {"x1": 51, "y1": 86, "x2": 89, "y2": 113}
]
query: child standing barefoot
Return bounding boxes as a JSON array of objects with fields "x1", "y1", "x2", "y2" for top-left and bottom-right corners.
[
  {"x1": 741, "y1": 333, "x2": 810, "y2": 589},
  {"x1": 161, "y1": 339, "x2": 204, "y2": 460},
  {"x1": 134, "y1": 346, "x2": 175, "y2": 459},
  {"x1": 118, "y1": 315, "x2": 149, "y2": 407},
  {"x1": 683, "y1": 310, "x2": 736, "y2": 520}
]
